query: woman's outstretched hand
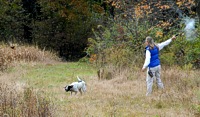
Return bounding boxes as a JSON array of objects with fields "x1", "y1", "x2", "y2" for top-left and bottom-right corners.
[{"x1": 172, "y1": 35, "x2": 176, "y2": 40}]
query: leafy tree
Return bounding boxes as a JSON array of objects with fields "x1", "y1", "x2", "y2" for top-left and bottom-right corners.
[
  {"x1": 0, "y1": 0, "x2": 26, "y2": 43},
  {"x1": 86, "y1": 0, "x2": 200, "y2": 68},
  {"x1": 31, "y1": 0, "x2": 97, "y2": 60},
  {"x1": 195, "y1": 0, "x2": 200, "y2": 22},
  {"x1": 22, "y1": 0, "x2": 41, "y2": 44}
]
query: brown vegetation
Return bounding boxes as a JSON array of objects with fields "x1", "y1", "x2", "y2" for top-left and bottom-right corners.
[
  {"x1": 0, "y1": 44, "x2": 59, "y2": 71},
  {"x1": 97, "y1": 68, "x2": 113, "y2": 80},
  {"x1": 0, "y1": 44, "x2": 58, "y2": 117},
  {"x1": 0, "y1": 83, "x2": 55, "y2": 117},
  {"x1": 0, "y1": 45, "x2": 199, "y2": 116},
  {"x1": 59, "y1": 66, "x2": 200, "y2": 116}
]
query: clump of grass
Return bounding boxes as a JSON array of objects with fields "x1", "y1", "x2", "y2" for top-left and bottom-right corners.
[
  {"x1": 192, "y1": 104, "x2": 200, "y2": 117},
  {"x1": 0, "y1": 83, "x2": 55, "y2": 117},
  {"x1": 97, "y1": 64, "x2": 141, "y2": 81},
  {"x1": 0, "y1": 44, "x2": 59, "y2": 70}
]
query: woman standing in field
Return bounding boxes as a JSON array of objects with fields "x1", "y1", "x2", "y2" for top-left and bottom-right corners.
[{"x1": 142, "y1": 35, "x2": 176, "y2": 96}]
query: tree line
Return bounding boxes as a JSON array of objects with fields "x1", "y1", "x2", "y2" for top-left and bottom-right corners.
[{"x1": 0, "y1": 0, "x2": 199, "y2": 61}]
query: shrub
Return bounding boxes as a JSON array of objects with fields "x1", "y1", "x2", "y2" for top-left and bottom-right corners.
[
  {"x1": 170, "y1": 26, "x2": 200, "y2": 69},
  {"x1": 86, "y1": 20, "x2": 155, "y2": 68}
]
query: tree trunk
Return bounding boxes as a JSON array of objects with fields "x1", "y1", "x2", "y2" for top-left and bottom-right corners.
[{"x1": 196, "y1": 0, "x2": 200, "y2": 23}]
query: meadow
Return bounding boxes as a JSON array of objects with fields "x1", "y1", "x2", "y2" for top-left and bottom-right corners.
[{"x1": 0, "y1": 44, "x2": 200, "y2": 117}]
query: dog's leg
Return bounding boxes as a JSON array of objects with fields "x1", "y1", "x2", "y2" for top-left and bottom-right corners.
[
  {"x1": 79, "y1": 89, "x2": 82, "y2": 95},
  {"x1": 75, "y1": 91, "x2": 78, "y2": 95}
]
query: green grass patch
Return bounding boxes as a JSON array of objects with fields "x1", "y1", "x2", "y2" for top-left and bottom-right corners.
[{"x1": 20, "y1": 62, "x2": 97, "y2": 88}]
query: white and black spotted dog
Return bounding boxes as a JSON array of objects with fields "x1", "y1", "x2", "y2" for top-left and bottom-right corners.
[{"x1": 64, "y1": 76, "x2": 86, "y2": 95}]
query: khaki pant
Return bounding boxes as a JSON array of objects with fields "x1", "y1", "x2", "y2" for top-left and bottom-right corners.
[{"x1": 146, "y1": 65, "x2": 164, "y2": 96}]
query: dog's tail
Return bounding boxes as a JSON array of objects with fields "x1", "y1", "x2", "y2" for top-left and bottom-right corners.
[{"x1": 77, "y1": 76, "x2": 82, "y2": 82}]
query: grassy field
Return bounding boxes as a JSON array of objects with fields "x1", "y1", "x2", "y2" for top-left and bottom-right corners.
[{"x1": 1, "y1": 61, "x2": 200, "y2": 117}]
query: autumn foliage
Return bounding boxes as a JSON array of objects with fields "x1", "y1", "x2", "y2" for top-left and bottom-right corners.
[{"x1": 87, "y1": 0, "x2": 200, "y2": 69}]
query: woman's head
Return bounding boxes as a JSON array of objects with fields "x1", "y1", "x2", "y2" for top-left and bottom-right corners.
[{"x1": 145, "y1": 36, "x2": 155, "y2": 48}]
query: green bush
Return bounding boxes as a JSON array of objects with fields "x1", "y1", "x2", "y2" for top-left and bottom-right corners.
[
  {"x1": 86, "y1": 17, "x2": 164, "y2": 68},
  {"x1": 86, "y1": 13, "x2": 200, "y2": 69},
  {"x1": 171, "y1": 25, "x2": 200, "y2": 69}
]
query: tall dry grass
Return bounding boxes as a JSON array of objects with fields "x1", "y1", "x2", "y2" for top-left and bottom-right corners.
[
  {"x1": 161, "y1": 67, "x2": 200, "y2": 116},
  {"x1": 0, "y1": 42, "x2": 199, "y2": 116},
  {"x1": 0, "y1": 43, "x2": 58, "y2": 117},
  {"x1": 61, "y1": 65, "x2": 200, "y2": 116},
  {"x1": 0, "y1": 83, "x2": 55, "y2": 117},
  {"x1": 0, "y1": 62, "x2": 199, "y2": 116},
  {"x1": 0, "y1": 44, "x2": 59, "y2": 70}
]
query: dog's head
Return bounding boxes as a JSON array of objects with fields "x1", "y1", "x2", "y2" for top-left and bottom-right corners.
[{"x1": 64, "y1": 85, "x2": 73, "y2": 92}]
